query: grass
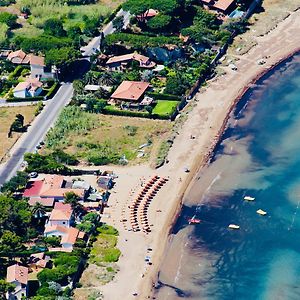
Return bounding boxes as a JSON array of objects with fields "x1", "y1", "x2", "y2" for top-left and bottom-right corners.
[
  {"x1": 0, "y1": 23, "x2": 8, "y2": 44},
  {"x1": 153, "y1": 100, "x2": 179, "y2": 117},
  {"x1": 44, "y1": 107, "x2": 173, "y2": 165},
  {"x1": 0, "y1": 105, "x2": 37, "y2": 162}
]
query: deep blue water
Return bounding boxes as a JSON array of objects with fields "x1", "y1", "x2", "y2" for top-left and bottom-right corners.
[{"x1": 156, "y1": 53, "x2": 300, "y2": 300}]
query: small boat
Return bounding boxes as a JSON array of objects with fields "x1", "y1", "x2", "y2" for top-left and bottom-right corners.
[
  {"x1": 244, "y1": 196, "x2": 255, "y2": 201},
  {"x1": 188, "y1": 215, "x2": 201, "y2": 224},
  {"x1": 228, "y1": 224, "x2": 240, "y2": 229},
  {"x1": 256, "y1": 209, "x2": 267, "y2": 216}
]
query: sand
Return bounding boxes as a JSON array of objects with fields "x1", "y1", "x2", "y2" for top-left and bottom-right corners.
[{"x1": 75, "y1": 8, "x2": 300, "y2": 300}]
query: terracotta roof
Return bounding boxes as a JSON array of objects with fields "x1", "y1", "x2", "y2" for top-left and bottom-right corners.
[
  {"x1": 49, "y1": 208, "x2": 72, "y2": 221},
  {"x1": 61, "y1": 227, "x2": 80, "y2": 244},
  {"x1": 107, "y1": 53, "x2": 149, "y2": 64},
  {"x1": 44, "y1": 224, "x2": 69, "y2": 234},
  {"x1": 13, "y1": 81, "x2": 30, "y2": 92},
  {"x1": 42, "y1": 175, "x2": 65, "y2": 191},
  {"x1": 13, "y1": 77, "x2": 43, "y2": 92},
  {"x1": 54, "y1": 202, "x2": 72, "y2": 210},
  {"x1": 29, "y1": 55, "x2": 45, "y2": 66},
  {"x1": 213, "y1": 0, "x2": 235, "y2": 11},
  {"x1": 7, "y1": 50, "x2": 27, "y2": 61},
  {"x1": 7, "y1": 264, "x2": 28, "y2": 285},
  {"x1": 111, "y1": 81, "x2": 150, "y2": 101},
  {"x1": 40, "y1": 188, "x2": 85, "y2": 198},
  {"x1": 28, "y1": 197, "x2": 55, "y2": 207},
  {"x1": 24, "y1": 181, "x2": 44, "y2": 197},
  {"x1": 30, "y1": 252, "x2": 45, "y2": 260},
  {"x1": 137, "y1": 9, "x2": 159, "y2": 19}
]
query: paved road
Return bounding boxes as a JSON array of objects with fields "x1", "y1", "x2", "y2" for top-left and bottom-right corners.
[
  {"x1": 80, "y1": 9, "x2": 131, "y2": 57},
  {"x1": 0, "y1": 83, "x2": 73, "y2": 185}
]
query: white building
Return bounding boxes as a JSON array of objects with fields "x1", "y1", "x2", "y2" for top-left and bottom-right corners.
[
  {"x1": 47, "y1": 204, "x2": 73, "y2": 227},
  {"x1": 6, "y1": 264, "x2": 28, "y2": 300},
  {"x1": 13, "y1": 77, "x2": 43, "y2": 98}
]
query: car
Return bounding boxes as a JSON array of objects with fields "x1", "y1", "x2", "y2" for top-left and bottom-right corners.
[
  {"x1": 29, "y1": 172, "x2": 38, "y2": 178},
  {"x1": 39, "y1": 141, "x2": 45, "y2": 145},
  {"x1": 36, "y1": 145, "x2": 41, "y2": 150}
]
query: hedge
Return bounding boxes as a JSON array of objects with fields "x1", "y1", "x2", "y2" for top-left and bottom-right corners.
[
  {"x1": 6, "y1": 96, "x2": 44, "y2": 102},
  {"x1": 8, "y1": 65, "x2": 28, "y2": 81},
  {"x1": 103, "y1": 4, "x2": 123, "y2": 24},
  {"x1": 45, "y1": 82, "x2": 60, "y2": 99},
  {"x1": 147, "y1": 92, "x2": 181, "y2": 101}
]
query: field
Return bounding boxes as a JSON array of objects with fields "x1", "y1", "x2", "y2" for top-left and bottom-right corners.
[
  {"x1": 0, "y1": 105, "x2": 37, "y2": 162},
  {"x1": 44, "y1": 107, "x2": 173, "y2": 165},
  {"x1": 152, "y1": 100, "x2": 179, "y2": 117}
]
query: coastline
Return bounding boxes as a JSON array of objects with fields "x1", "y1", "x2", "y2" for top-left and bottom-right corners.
[{"x1": 74, "y1": 8, "x2": 300, "y2": 300}]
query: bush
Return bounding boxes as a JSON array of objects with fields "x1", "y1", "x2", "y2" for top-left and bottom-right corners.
[
  {"x1": 146, "y1": 92, "x2": 180, "y2": 101},
  {"x1": 102, "y1": 248, "x2": 121, "y2": 262},
  {"x1": 1, "y1": 171, "x2": 28, "y2": 193},
  {"x1": 97, "y1": 224, "x2": 119, "y2": 236},
  {"x1": 43, "y1": 236, "x2": 61, "y2": 247},
  {"x1": 45, "y1": 82, "x2": 60, "y2": 99}
]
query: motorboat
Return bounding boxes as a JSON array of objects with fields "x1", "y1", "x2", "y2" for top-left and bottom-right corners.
[
  {"x1": 256, "y1": 209, "x2": 267, "y2": 216},
  {"x1": 228, "y1": 224, "x2": 240, "y2": 229},
  {"x1": 188, "y1": 215, "x2": 201, "y2": 224},
  {"x1": 244, "y1": 196, "x2": 255, "y2": 201}
]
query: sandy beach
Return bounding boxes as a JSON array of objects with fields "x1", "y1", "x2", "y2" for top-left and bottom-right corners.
[{"x1": 74, "y1": 7, "x2": 300, "y2": 300}]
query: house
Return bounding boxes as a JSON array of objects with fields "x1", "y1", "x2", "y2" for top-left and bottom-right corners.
[
  {"x1": 28, "y1": 197, "x2": 55, "y2": 208},
  {"x1": 29, "y1": 55, "x2": 46, "y2": 80},
  {"x1": 97, "y1": 176, "x2": 114, "y2": 190},
  {"x1": 29, "y1": 252, "x2": 51, "y2": 270},
  {"x1": 13, "y1": 77, "x2": 43, "y2": 98},
  {"x1": 106, "y1": 53, "x2": 156, "y2": 70},
  {"x1": 136, "y1": 9, "x2": 159, "y2": 21},
  {"x1": 23, "y1": 175, "x2": 87, "y2": 202},
  {"x1": 6, "y1": 264, "x2": 28, "y2": 300},
  {"x1": 44, "y1": 225, "x2": 85, "y2": 251},
  {"x1": 47, "y1": 203, "x2": 73, "y2": 227},
  {"x1": 7, "y1": 50, "x2": 27, "y2": 64},
  {"x1": 110, "y1": 81, "x2": 150, "y2": 104},
  {"x1": 211, "y1": 0, "x2": 235, "y2": 14}
]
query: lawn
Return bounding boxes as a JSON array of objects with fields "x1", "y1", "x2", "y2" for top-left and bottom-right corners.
[
  {"x1": 44, "y1": 106, "x2": 173, "y2": 165},
  {"x1": 153, "y1": 100, "x2": 179, "y2": 117},
  {"x1": 0, "y1": 105, "x2": 37, "y2": 162}
]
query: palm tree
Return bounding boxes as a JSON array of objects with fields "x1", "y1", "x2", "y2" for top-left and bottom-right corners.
[
  {"x1": 64, "y1": 192, "x2": 84, "y2": 218},
  {"x1": 98, "y1": 72, "x2": 117, "y2": 86},
  {"x1": 31, "y1": 202, "x2": 46, "y2": 219}
]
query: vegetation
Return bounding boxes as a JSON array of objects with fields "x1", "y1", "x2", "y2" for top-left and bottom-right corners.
[
  {"x1": 1, "y1": 171, "x2": 28, "y2": 194},
  {"x1": 152, "y1": 100, "x2": 178, "y2": 117}
]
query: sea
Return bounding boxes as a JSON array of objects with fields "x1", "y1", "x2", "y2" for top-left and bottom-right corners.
[{"x1": 155, "y1": 53, "x2": 300, "y2": 300}]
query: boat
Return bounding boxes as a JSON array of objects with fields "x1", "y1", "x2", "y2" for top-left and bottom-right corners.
[
  {"x1": 244, "y1": 196, "x2": 255, "y2": 201},
  {"x1": 256, "y1": 209, "x2": 267, "y2": 216},
  {"x1": 188, "y1": 215, "x2": 201, "y2": 224},
  {"x1": 228, "y1": 224, "x2": 240, "y2": 229}
]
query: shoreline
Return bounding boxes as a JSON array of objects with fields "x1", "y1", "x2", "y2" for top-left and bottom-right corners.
[
  {"x1": 74, "y1": 8, "x2": 300, "y2": 300},
  {"x1": 142, "y1": 10, "x2": 300, "y2": 300}
]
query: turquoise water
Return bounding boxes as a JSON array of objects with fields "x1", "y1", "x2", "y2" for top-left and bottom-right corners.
[{"x1": 156, "y1": 53, "x2": 300, "y2": 300}]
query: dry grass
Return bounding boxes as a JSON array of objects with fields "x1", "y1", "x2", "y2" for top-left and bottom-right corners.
[
  {"x1": 47, "y1": 114, "x2": 173, "y2": 166},
  {"x1": 0, "y1": 105, "x2": 37, "y2": 162}
]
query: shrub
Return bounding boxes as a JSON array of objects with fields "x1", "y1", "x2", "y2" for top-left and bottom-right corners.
[
  {"x1": 102, "y1": 248, "x2": 121, "y2": 262},
  {"x1": 97, "y1": 224, "x2": 119, "y2": 236}
]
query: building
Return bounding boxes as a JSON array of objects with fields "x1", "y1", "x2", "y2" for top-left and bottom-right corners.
[
  {"x1": 110, "y1": 81, "x2": 150, "y2": 104},
  {"x1": 106, "y1": 53, "x2": 156, "y2": 70},
  {"x1": 7, "y1": 50, "x2": 27, "y2": 64},
  {"x1": 97, "y1": 176, "x2": 114, "y2": 190},
  {"x1": 13, "y1": 77, "x2": 43, "y2": 98},
  {"x1": 29, "y1": 253, "x2": 51, "y2": 270},
  {"x1": 6, "y1": 264, "x2": 28, "y2": 300},
  {"x1": 44, "y1": 225, "x2": 85, "y2": 251},
  {"x1": 136, "y1": 9, "x2": 159, "y2": 21},
  {"x1": 212, "y1": 0, "x2": 235, "y2": 14},
  {"x1": 47, "y1": 203, "x2": 73, "y2": 227}
]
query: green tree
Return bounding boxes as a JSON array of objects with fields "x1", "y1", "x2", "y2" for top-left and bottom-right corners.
[
  {"x1": 64, "y1": 192, "x2": 84, "y2": 217},
  {"x1": 31, "y1": 202, "x2": 46, "y2": 219},
  {"x1": 112, "y1": 16, "x2": 124, "y2": 32},
  {"x1": 147, "y1": 14, "x2": 172, "y2": 30},
  {"x1": 0, "y1": 231, "x2": 24, "y2": 258},
  {"x1": 44, "y1": 18, "x2": 66, "y2": 37},
  {"x1": 1, "y1": 171, "x2": 28, "y2": 194},
  {"x1": 145, "y1": 105, "x2": 153, "y2": 114},
  {"x1": 45, "y1": 47, "x2": 80, "y2": 67},
  {"x1": 0, "y1": 280, "x2": 15, "y2": 299},
  {"x1": 98, "y1": 72, "x2": 117, "y2": 86},
  {"x1": 0, "y1": 12, "x2": 17, "y2": 28}
]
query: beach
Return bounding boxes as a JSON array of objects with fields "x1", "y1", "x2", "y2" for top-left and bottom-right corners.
[{"x1": 74, "y1": 7, "x2": 300, "y2": 300}]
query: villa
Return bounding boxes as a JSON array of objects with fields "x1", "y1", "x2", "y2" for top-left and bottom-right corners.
[
  {"x1": 110, "y1": 81, "x2": 150, "y2": 104},
  {"x1": 13, "y1": 77, "x2": 43, "y2": 98},
  {"x1": 47, "y1": 202, "x2": 73, "y2": 227},
  {"x1": 6, "y1": 264, "x2": 29, "y2": 300},
  {"x1": 106, "y1": 53, "x2": 156, "y2": 70}
]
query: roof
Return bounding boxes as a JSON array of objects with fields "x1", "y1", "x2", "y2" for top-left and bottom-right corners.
[
  {"x1": 137, "y1": 9, "x2": 159, "y2": 19},
  {"x1": 54, "y1": 202, "x2": 72, "y2": 210},
  {"x1": 13, "y1": 81, "x2": 30, "y2": 92},
  {"x1": 49, "y1": 208, "x2": 72, "y2": 221},
  {"x1": 40, "y1": 188, "x2": 85, "y2": 198},
  {"x1": 213, "y1": 0, "x2": 235, "y2": 11},
  {"x1": 7, "y1": 50, "x2": 27, "y2": 61},
  {"x1": 30, "y1": 252, "x2": 45, "y2": 260},
  {"x1": 106, "y1": 53, "x2": 150, "y2": 65},
  {"x1": 13, "y1": 77, "x2": 43, "y2": 93},
  {"x1": 44, "y1": 224, "x2": 69, "y2": 234},
  {"x1": 29, "y1": 55, "x2": 45, "y2": 66},
  {"x1": 28, "y1": 197, "x2": 55, "y2": 207},
  {"x1": 42, "y1": 175, "x2": 65, "y2": 190},
  {"x1": 111, "y1": 81, "x2": 150, "y2": 101},
  {"x1": 24, "y1": 180, "x2": 44, "y2": 197},
  {"x1": 84, "y1": 84, "x2": 100, "y2": 91},
  {"x1": 7, "y1": 264, "x2": 28, "y2": 285},
  {"x1": 61, "y1": 227, "x2": 80, "y2": 244}
]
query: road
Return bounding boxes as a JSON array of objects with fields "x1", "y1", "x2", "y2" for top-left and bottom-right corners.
[
  {"x1": 80, "y1": 9, "x2": 131, "y2": 57},
  {"x1": 0, "y1": 83, "x2": 73, "y2": 185}
]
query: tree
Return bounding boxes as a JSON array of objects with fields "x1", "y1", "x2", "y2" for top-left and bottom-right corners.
[
  {"x1": 0, "y1": 12, "x2": 17, "y2": 28},
  {"x1": 31, "y1": 202, "x2": 46, "y2": 219},
  {"x1": 145, "y1": 105, "x2": 153, "y2": 114},
  {"x1": 64, "y1": 192, "x2": 84, "y2": 218},
  {"x1": 45, "y1": 47, "x2": 80, "y2": 67},
  {"x1": 112, "y1": 16, "x2": 124, "y2": 32},
  {"x1": 0, "y1": 280, "x2": 15, "y2": 299},
  {"x1": 44, "y1": 18, "x2": 66, "y2": 37},
  {"x1": 147, "y1": 14, "x2": 172, "y2": 30},
  {"x1": 0, "y1": 231, "x2": 24, "y2": 258},
  {"x1": 1, "y1": 171, "x2": 28, "y2": 194},
  {"x1": 98, "y1": 72, "x2": 117, "y2": 86},
  {"x1": 10, "y1": 114, "x2": 25, "y2": 132},
  {"x1": 165, "y1": 73, "x2": 190, "y2": 95}
]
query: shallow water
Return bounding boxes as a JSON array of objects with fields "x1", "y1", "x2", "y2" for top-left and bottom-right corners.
[{"x1": 156, "y1": 53, "x2": 300, "y2": 300}]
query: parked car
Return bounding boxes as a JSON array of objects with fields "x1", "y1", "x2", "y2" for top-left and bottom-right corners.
[{"x1": 29, "y1": 172, "x2": 38, "y2": 178}]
